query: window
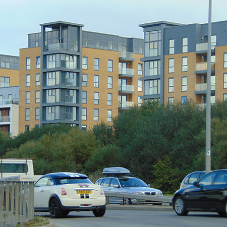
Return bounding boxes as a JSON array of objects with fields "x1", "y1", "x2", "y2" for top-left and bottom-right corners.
[
  {"x1": 149, "y1": 80, "x2": 159, "y2": 94},
  {"x1": 94, "y1": 75, "x2": 99, "y2": 87},
  {"x1": 82, "y1": 57, "x2": 87, "y2": 69},
  {"x1": 36, "y1": 90, "x2": 40, "y2": 103},
  {"x1": 169, "y1": 59, "x2": 174, "y2": 73},
  {"x1": 65, "y1": 72, "x2": 76, "y2": 86},
  {"x1": 214, "y1": 172, "x2": 227, "y2": 185},
  {"x1": 46, "y1": 107, "x2": 56, "y2": 120},
  {"x1": 138, "y1": 97, "x2": 142, "y2": 107},
  {"x1": 107, "y1": 93, "x2": 112, "y2": 105},
  {"x1": 35, "y1": 107, "x2": 40, "y2": 120},
  {"x1": 182, "y1": 37, "x2": 188, "y2": 53},
  {"x1": 224, "y1": 73, "x2": 227, "y2": 88},
  {"x1": 224, "y1": 93, "x2": 227, "y2": 101},
  {"x1": 47, "y1": 55, "x2": 56, "y2": 69},
  {"x1": 25, "y1": 108, "x2": 30, "y2": 121},
  {"x1": 36, "y1": 74, "x2": 40, "y2": 86},
  {"x1": 82, "y1": 125, "x2": 87, "y2": 130},
  {"x1": 145, "y1": 60, "x2": 161, "y2": 76},
  {"x1": 25, "y1": 125, "x2": 30, "y2": 131},
  {"x1": 168, "y1": 78, "x2": 174, "y2": 92},
  {"x1": 107, "y1": 110, "x2": 112, "y2": 122},
  {"x1": 169, "y1": 39, "x2": 174, "y2": 54},
  {"x1": 138, "y1": 63, "x2": 143, "y2": 75},
  {"x1": 94, "y1": 58, "x2": 99, "y2": 70},
  {"x1": 0, "y1": 95, "x2": 2, "y2": 105},
  {"x1": 82, "y1": 91, "x2": 87, "y2": 103},
  {"x1": 65, "y1": 55, "x2": 77, "y2": 69},
  {"x1": 144, "y1": 79, "x2": 160, "y2": 95},
  {"x1": 224, "y1": 53, "x2": 227, "y2": 68},
  {"x1": 26, "y1": 91, "x2": 30, "y2": 104},
  {"x1": 65, "y1": 107, "x2": 76, "y2": 121},
  {"x1": 82, "y1": 108, "x2": 87, "y2": 121},
  {"x1": 181, "y1": 96, "x2": 187, "y2": 104},
  {"x1": 94, "y1": 108, "x2": 99, "y2": 121},
  {"x1": 82, "y1": 74, "x2": 87, "y2": 86},
  {"x1": 46, "y1": 89, "x2": 59, "y2": 103},
  {"x1": 108, "y1": 60, "x2": 113, "y2": 72},
  {"x1": 8, "y1": 94, "x2": 12, "y2": 102},
  {"x1": 0, "y1": 77, "x2": 10, "y2": 87},
  {"x1": 46, "y1": 72, "x2": 59, "y2": 86},
  {"x1": 144, "y1": 30, "x2": 161, "y2": 57},
  {"x1": 138, "y1": 80, "x2": 142, "y2": 92},
  {"x1": 35, "y1": 124, "x2": 39, "y2": 128},
  {"x1": 26, "y1": 74, "x2": 30, "y2": 87},
  {"x1": 26, "y1": 58, "x2": 30, "y2": 70},
  {"x1": 168, "y1": 97, "x2": 174, "y2": 105},
  {"x1": 36, "y1": 56, "x2": 40, "y2": 69},
  {"x1": 182, "y1": 76, "x2": 188, "y2": 91},
  {"x1": 94, "y1": 92, "x2": 99, "y2": 104},
  {"x1": 108, "y1": 76, "x2": 113, "y2": 89},
  {"x1": 182, "y1": 57, "x2": 188, "y2": 72},
  {"x1": 119, "y1": 62, "x2": 127, "y2": 74},
  {"x1": 65, "y1": 90, "x2": 76, "y2": 103}
]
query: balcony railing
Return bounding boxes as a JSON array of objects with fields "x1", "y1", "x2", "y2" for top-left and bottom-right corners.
[
  {"x1": 119, "y1": 52, "x2": 135, "y2": 60},
  {"x1": 118, "y1": 101, "x2": 134, "y2": 109},
  {"x1": 195, "y1": 62, "x2": 215, "y2": 71},
  {"x1": 195, "y1": 83, "x2": 215, "y2": 91},
  {"x1": 0, "y1": 98, "x2": 19, "y2": 105},
  {"x1": 119, "y1": 68, "x2": 134, "y2": 76},
  {"x1": 0, "y1": 116, "x2": 10, "y2": 122},
  {"x1": 45, "y1": 43, "x2": 68, "y2": 51},
  {"x1": 196, "y1": 43, "x2": 216, "y2": 52},
  {"x1": 118, "y1": 85, "x2": 134, "y2": 93}
]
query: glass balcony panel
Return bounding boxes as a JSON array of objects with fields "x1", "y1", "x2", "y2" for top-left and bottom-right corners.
[
  {"x1": 195, "y1": 62, "x2": 215, "y2": 71},
  {"x1": 118, "y1": 85, "x2": 134, "y2": 92}
]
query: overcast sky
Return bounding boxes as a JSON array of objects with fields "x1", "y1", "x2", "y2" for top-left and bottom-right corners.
[{"x1": 1, "y1": 0, "x2": 227, "y2": 56}]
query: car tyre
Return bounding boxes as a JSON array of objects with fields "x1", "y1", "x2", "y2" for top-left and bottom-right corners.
[
  {"x1": 93, "y1": 206, "x2": 106, "y2": 217},
  {"x1": 218, "y1": 199, "x2": 227, "y2": 217},
  {"x1": 62, "y1": 211, "x2": 70, "y2": 216},
  {"x1": 49, "y1": 198, "x2": 63, "y2": 218},
  {"x1": 174, "y1": 196, "x2": 188, "y2": 216}
]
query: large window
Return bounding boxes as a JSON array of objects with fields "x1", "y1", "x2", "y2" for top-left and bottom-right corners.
[
  {"x1": 107, "y1": 93, "x2": 112, "y2": 105},
  {"x1": 35, "y1": 90, "x2": 40, "y2": 103},
  {"x1": 82, "y1": 74, "x2": 87, "y2": 87},
  {"x1": 94, "y1": 58, "x2": 99, "y2": 70},
  {"x1": 47, "y1": 55, "x2": 56, "y2": 69},
  {"x1": 168, "y1": 78, "x2": 174, "y2": 92},
  {"x1": 82, "y1": 57, "x2": 88, "y2": 69},
  {"x1": 181, "y1": 96, "x2": 187, "y2": 104},
  {"x1": 65, "y1": 72, "x2": 77, "y2": 86},
  {"x1": 144, "y1": 79, "x2": 160, "y2": 95},
  {"x1": 224, "y1": 73, "x2": 227, "y2": 88},
  {"x1": 82, "y1": 108, "x2": 87, "y2": 121},
  {"x1": 94, "y1": 92, "x2": 99, "y2": 104},
  {"x1": 0, "y1": 77, "x2": 10, "y2": 87},
  {"x1": 94, "y1": 109, "x2": 99, "y2": 121},
  {"x1": 36, "y1": 56, "x2": 40, "y2": 69},
  {"x1": 46, "y1": 107, "x2": 56, "y2": 121},
  {"x1": 169, "y1": 39, "x2": 174, "y2": 54},
  {"x1": 107, "y1": 110, "x2": 112, "y2": 122},
  {"x1": 224, "y1": 53, "x2": 227, "y2": 68},
  {"x1": 169, "y1": 59, "x2": 174, "y2": 73},
  {"x1": 145, "y1": 60, "x2": 160, "y2": 76},
  {"x1": 94, "y1": 75, "x2": 99, "y2": 87},
  {"x1": 182, "y1": 57, "x2": 188, "y2": 72},
  {"x1": 168, "y1": 97, "x2": 174, "y2": 105},
  {"x1": 138, "y1": 80, "x2": 142, "y2": 92},
  {"x1": 65, "y1": 90, "x2": 76, "y2": 103},
  {"x1": 46, "y1": 72, "x2": 60, "y2": 86},
  {"x1": 108, "y1": 76, "x2": 113, "y2": 89},
  {"x1": 138, "y1": 63, "x2": 143, "y2": 75},
  {"x1": 182, "y1": 76, "x2": 188, "y2": 92},
  {"x1": 46, "y1": 89, "x2": 59, "y2": 103},
  {"x1": 26, "y1": 58, "x2": 30, "y2": 70},
  {"x1": 82, "y1": 91, "x2": 87, "y2": 103},
  {"x1": 26, "y1": 91, "x2": 30, "y2": 104},
  {"x1": 65, "y1": 107, "x2": 76, "y2": 121},
  {"x1": 26, "y1": 74, "x2": 30, "y2": 87},
  {"x1": 144, "y1": 30, "x2": 161, "y2": 57},
  {"x1": 36, "y1": 74, "x2": 40, "y2": 86},
  {"x1": 65, "y1": 55, "x2": 77, "y2": 69},
  {"x1": 108, "y1": 60, "x2": 113, "y2": 72},
  {"x1": 35, "y1": 107, "x2": 40, "y2": 120},
  {"x1": 25, "y1": 108, "x2": 30, "y2": 121},
  {"x1": 182, "y1": 37, "x2": 188, "y2": 53}
]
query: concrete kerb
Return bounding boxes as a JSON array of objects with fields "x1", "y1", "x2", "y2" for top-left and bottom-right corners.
[{"x1": 106, "y1": 204, "x2": 173, "y2": 211}]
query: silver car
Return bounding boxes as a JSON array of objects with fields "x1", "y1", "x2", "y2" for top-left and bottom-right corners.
[{"x1": 95, "y1": 167, "x2": 163, "y2": 204}]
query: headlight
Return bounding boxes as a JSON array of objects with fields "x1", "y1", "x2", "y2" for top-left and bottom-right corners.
[{"x1": 156, "y1": 190, "x2": 163, "y2": 196}]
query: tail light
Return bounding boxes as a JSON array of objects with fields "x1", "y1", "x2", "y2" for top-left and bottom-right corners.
[
  {"x1": 61, "y1": 188, "x2": 67, "y2": 195},
  {"x1": 100, "y1": 187, "x2": 104, "y2": 195}
]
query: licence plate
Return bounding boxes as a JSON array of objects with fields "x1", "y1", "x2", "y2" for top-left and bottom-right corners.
[{"x1": 77, "y1": 190, "x2": 92, "y2": 194}]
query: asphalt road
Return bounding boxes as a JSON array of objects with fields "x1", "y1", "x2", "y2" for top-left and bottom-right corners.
[{"x1": 45, "y1": 209, "x2": 227, "y2": 227}]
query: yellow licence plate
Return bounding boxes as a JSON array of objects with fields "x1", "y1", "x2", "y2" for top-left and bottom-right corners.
[{"x1": 77, "y1": 190, "x2": 92, "y2": 194}]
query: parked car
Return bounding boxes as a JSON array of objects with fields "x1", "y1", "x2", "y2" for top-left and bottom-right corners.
[
  {"x1": 95, "y1": 167, "x2": 163, "y2": 204},
  {"x1": 180, "y1": 171, "x2": 206, "y2": 189},
  {"x1": 173, "y1": 169, "x2": 227, "y2": 216},
  {"x1": 34, "y1": 172, "x2": 106, "y2": 218}
]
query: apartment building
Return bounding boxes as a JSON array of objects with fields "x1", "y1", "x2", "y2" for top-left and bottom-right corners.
[
  {"x1": 19, "y1": 21, "x2": 144, "y2": 133},
  {"x1": 0, "y1": 54, "x2": 19, "y2": 136},
  {"x1": 139, "y1": 20, "x2": 227, "y2": 106}
]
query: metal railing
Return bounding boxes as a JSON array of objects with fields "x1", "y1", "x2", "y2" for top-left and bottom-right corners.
[
  {"x1": 0, "y1": 98, "x2": 19, "y2": 105},
  {"x1": 0, "y1": 116, "x2": 10, "y2": 122},
  {"x1": 119, "y1": 68, "x2": 134, "y2": 76},
  {"x1": 0, "y1": 180, "x2": 34, "y2": 226},
  {"x1": 119, "y1": 52, "x2": 135, "y2": 59},
  {"x1": 195, "y1": 83, "x2": 215, "y2": 91},
  {"x1": 118, "y1": 85, "x2": 134, "y2": 93},
  {"x1": 196, "y1": 42, "x2": 215, "y2": 52},
  {"x1": 195, "y1": 62, "x2": 215, "y2": 71},
  {"x1": 118, "y1": 101, "x2": 134, "y2": 109}
]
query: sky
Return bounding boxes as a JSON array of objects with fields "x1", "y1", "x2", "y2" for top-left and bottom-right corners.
[{"x1": 1, "y1": 0, "x2": 227, "y2": 56}]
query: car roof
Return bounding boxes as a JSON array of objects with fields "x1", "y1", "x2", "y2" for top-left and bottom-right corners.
[{"x1": 40, "y1": 172, "x2": 87, "y2": 179}]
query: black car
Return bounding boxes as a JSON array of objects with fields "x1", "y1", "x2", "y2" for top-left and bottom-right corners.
[
  {"x1": 173, "y1": 169, "x2": 227, "y2": 216},
  {"x1": 180, "y1": 171, "x2": 206, "y2": 189}
]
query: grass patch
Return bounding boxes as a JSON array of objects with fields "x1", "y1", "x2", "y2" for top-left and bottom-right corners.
[{"x1": 16, "y1": 216, "x2": 49, "y2": 227}]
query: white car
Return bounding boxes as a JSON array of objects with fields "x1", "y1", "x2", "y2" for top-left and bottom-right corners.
[{"x1": 34, "y1": 172, "x2": 106, "y2": 218}]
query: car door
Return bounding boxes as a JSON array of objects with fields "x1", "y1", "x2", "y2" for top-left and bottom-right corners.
[
  {"x1": 184, "y1": 171, "x2": 217, "y2": 210},
  {"x1": 100, "y1": 178, "x2": 112, "y2": 193}
]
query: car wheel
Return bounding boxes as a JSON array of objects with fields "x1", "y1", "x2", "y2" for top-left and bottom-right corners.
[
  {"x1": 123, "y1": 198, "x2": 132, "y2": 205},
  {"x1": 62, "y1": 211, "x2": 70, "y2": 216},
  {"x1": 174, "y1": 196, "x2": 188, "y2": 216},
  {"x1": 49, "y1": 198, "x2": 63, "y2": 218},
  {"x1": 93, "y1": 206, "x2": 106, "y2": 217},
  {"x1": 218, "y1": 200, "x2": 227, "y2": 217}
]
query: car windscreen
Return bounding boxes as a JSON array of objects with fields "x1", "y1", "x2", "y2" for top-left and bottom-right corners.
[
  {"x1": 55, "y1": 177, "x2": 92, "y2": 185},
  {"x1": 119, "y1": 177, "x2": 148, "y2": 187}
]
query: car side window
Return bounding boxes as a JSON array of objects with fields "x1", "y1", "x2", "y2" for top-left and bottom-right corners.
[
  {"x1": 47, "y1": 179, "x2": 55, "y2": 186},
  {"x1": 183, "y1": 176, "x2": 189, "y2": 184},
  {"x1": 95, "y1": 178, "x2": 103, "y2": 185},
  {"x1": 101, "y1": 178, "x2": 111, "y2": 187},
  {"x1": 188, "y1": 173, "x2": 199, "y2": 184},
  {"x1": 214, "y1": 172, "x2": 227, "y2": 185},
  {"x1": 199, "y1": 172, "x2": 216, "y2": 186},
  {"x1": 110, "y1": 178, "x2": 120, "y2": 187},
  {"x1": 35, "y1": 177, "x2": 49, "y2": 187}
]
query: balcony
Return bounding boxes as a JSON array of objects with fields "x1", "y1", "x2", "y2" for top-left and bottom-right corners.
[
  {"x1": 119, "y1": 68, "x2": 135, "y2": 77},
  {"x1": 119, "y1": 52, "x2": 135, "y2": 61},
  {"x1": 118, "y1": 85, "x2": 134, "y2": 94},
  {"x1": 118, "y1": 101, "x2": 134, "y2": 110},
  {"x1": 0, "y1": 116, "x2": 10, "y2": 122},
  {"x1": 195, "y1": 62, "x2": 215, "y2": 74},
  {"x1": 195, "y1": 83, "x2": 215, "y2": 94},
  {"x1": 45, "y1": 43, "x2": 68, "y2": 51},
  {"x1": 196, "y1": 43, "x2": 215, "y2": 54},
  {"x1": 0, "y1": 98, "x2": 19, "y2": 105}
]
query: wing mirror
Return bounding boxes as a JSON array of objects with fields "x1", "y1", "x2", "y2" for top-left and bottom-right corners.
[{"x1": 193, "y1": 181, "x2": 199, "y2": 187}]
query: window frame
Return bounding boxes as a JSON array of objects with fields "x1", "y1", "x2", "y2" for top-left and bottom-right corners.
[
  {"x1": 107, "y1": 109, "x2": 112, "y2": 122},
  {"x1": 82, "y1": 108, "x2": 87, "y2": 121},
  {"x1": 108, "y1": 60, "x2": 113, "y2": 72},
  {"x1": 82, "y1": 74, "x2": 87, "y2": 87},
  {"x1": 26, "y1": 74, "x2": 30, "y2": 87},
  {"x1": 108, "y1": 76, "x2": 113, "y2": 89},
  {"x1": 35, "y1": 90, "x2": 40, "y2": 103},
  {"x1": 26, "y1": 57, "x2": 30, "y2": 70},
  {"x1": 182, "y1": 76, "x2": 188, "y2": 92},
  {"x1": 94, "y1": 58, "x2": 99, "y2": 71},
  {"x1": 26, "y1": 91, "x2": 30, "y2": 104},
  {"x1": 94, "y1": 108, "x2": 99, "y2": 121},
  {"x1": 35, "y1": 107, "x2": 40, "y2": 120},
  {"x1": 94, "y1": 92, "x2": 99, "y2": 105},
  {"x1": 36, "y1": 56, "x2": 40, "y2": 69},
  {"x1": 169, "y1": 39, "x2": 174, "y2": 55},
  {"x1": 25, "y1": 108, "x2": 30, "y2": 121},
  {"x1": 168, "y1": 78, "x2": 174, "y2": 93},
  {"x1": 182, "y1": 57, "x2": 188, "y2": 72},
  {"x1": 182, "y1": 37, "x2": 188, "y2": 53},
  {"x1": 94, "y1": 75, "x2": 99, "y2": 87},
  {"x1": 36, "y1": 73, "x2": 40, "y2": 86},
  {"x1": 107, "y1": 93, "x2": 112, "y2": 106},
  {"x1": 82, "y1": 57, "x2": 88, "y2": 69},
  {"x1": 82, "y1": 91, "x2": 87, "y2": 104},
  {"x1": 168, "y1": 58, "x2": 174, "y2": 73}
]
